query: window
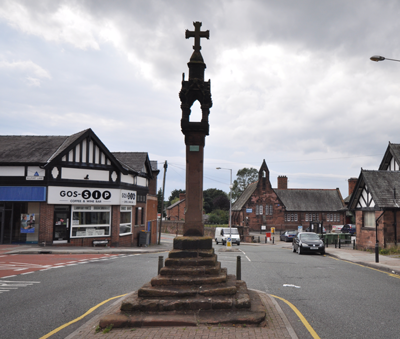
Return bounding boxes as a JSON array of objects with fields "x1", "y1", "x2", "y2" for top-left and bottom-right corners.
[
  {"x1": 364, "y1": 211, "x2": 375, "y2": 228},
  {"x1": 259, "y1": 205, "x2": 263, "y2": 215},
  {"x1": 120, "y1": 206, "x2": 132, "y2": 235},
  {"x1": 71, "y1": 206, "x2": 111, "y2": 237},
  {"x1": 270, "y1": 205, "x2": 273, "y2": 215},
  {"x1": 285, "y1": 213, "x2": 298, "y2": 222}
]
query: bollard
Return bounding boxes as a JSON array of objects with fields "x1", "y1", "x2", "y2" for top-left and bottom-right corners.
[
  {"x1": 158, "y1": 255, "x2": 164, "y2": 274},
  {"x1": 265, "y1": 236, "x2": 267, "y2": 244},
  {"x1": 258, "y1": 236, "x2": 260, "y2": 243},
  {"x1": 236, "y1": 256, "x2": 241, "y2": 280},
  {"x1": 339, "y1": 238, "x2": 341, "y2": 249},
  {"x1": 353, "y1": 239, "x2": 356, "y2": 250},
  {"x1": 335, "y1": 239, "x2": 337, "y2": 248},
  {"x1": 375, "y1": 243, "x2": 379, "y2": 263},
  {"x1": 272, "y1": 236, "x2": 274, "y2": 244}
]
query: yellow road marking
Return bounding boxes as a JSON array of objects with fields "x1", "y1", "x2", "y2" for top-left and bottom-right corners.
[
  {"x1": 270, "y1": 294, "x2": 321, "y2": 339},
  {"x1": 39, "y1": 293, "x2": 127, "y2": 339},
  {"x1": 327, "y1": 256, "x2": 400, "y2": 279}
]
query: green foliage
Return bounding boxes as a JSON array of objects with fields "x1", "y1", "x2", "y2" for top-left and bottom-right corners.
[
  {"x1": 102, "y1": 324, "x2": 113, "y2": 333},
  {"x1": 203, "y1": 188, "x2": 228, "y2": 213},
  {"x1": 208, "y1": 209, "x2": 229, "y2": 224},
  {"x1": 231, "y1": 167, "x2": 258, "y2": 201},
  {"x1": 379, "y1": 246, "x2": 400, "y2": 255},
  {"x1": 168, "y1": 189, "x2": 185, "y2": 203}
]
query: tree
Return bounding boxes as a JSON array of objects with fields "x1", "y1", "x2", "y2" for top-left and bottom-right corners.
[
  {"x1": 212, "y1": 195, "x2": 230, "y2": 211},
  {"x1": 203, "y1": 188, "x2": 228, "y2": 213},
  {"x1": 231, "y1": 167, "x2": 258, "y2": 201},
  {"x1": 168, "y1": 189, "x2": 185, "y2": 204},
  {"x1": 208, "y1": 209, "x2": 229, "y2": 224}
]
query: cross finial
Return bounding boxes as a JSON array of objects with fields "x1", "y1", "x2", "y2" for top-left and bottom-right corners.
[{"x1": 185, "y1": 21, "x2": 209, "y2": 52}]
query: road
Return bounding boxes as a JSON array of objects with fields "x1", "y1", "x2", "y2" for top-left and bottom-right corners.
[{"x1": 1, "y1": 237, "x2": 399, "y2": 338}]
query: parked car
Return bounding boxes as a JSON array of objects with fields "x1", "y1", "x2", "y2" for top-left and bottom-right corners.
[
  {"x1": 292, "y1": 232, "x2": 325, "y2": 255},
  {"x1": 341, "y1": 224, "x2": 356, "y2": 235},
  {"x1": 215, "y1": 227, "x2": 240, "y2": 245},
  {"x1": 280, "y1": 230, "x2": 297, "y2": 242}
]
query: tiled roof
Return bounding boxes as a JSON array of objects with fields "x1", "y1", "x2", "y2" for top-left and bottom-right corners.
[
  {"x1": 0, "y1": 129, "x2": 89, "y2": 164},
  {"x1": 361, "y1": 170, "x2": 400, "y2": 208},
  {"x1": 274, "y1": 189, "x2": 344, "y2": 212},
  {"x1": 379, "y1": 142, "x2": 400, "y2": 170},
  {"x1": 232, "y1": 181, "x2": 258, "y2": 211},
  {"x1": 112, "y1": 152, "x2": 149, "y2": 173},
  {"x1": 167, "y1": 199, "x2": 185, "y2": 210}
]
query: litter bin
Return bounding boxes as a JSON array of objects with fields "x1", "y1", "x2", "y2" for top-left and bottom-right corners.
[{"x1": 138, "y1": 230, "x2": 150, "y2": 247}]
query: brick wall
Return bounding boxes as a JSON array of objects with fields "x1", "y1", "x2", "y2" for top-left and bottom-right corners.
[{"x1": 39, "y1": 203, "x2": 54, "y2": 244}]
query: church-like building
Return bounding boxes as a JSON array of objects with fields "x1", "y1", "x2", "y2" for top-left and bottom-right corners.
[{"x1": 232, "y1": 160, "x2": 346, "y2": 233}]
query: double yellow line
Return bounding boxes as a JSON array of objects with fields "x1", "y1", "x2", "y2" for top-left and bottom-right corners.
[{"x1": 40, "y1": 294, "x2": 127, "y2": 339}]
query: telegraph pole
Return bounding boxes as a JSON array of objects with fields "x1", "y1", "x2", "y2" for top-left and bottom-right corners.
[{"x1": 158, "y1": 160, "x2": 168, "y2": 245}]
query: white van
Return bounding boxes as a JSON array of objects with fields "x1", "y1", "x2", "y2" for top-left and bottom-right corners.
[{"x1": 215, "y1": 227, "x2": 240, "y2": 245}]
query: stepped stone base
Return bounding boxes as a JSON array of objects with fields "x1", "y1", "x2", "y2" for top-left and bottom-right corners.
[{"x1": 99, "y1": 236, "x2": 266, "y2": 329}]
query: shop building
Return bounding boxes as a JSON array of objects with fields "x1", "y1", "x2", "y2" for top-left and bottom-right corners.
[{"x1": 0, "y1": 129, "x2": 159, "y2": 246}]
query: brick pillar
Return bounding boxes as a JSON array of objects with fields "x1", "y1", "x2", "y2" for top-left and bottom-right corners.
[
  {"x1": 348, "y1": 178, "x2": 358, "y2": 196},
  {"x1": 184, "y1": 131, "x2": 206, "y2": 236}
]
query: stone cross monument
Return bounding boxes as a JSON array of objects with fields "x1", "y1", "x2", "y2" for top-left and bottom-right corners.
[{"x1": 179, "y1": 21, "x2": 213, "y2": 236}]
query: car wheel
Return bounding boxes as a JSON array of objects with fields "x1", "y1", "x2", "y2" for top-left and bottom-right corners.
[
  {"x1": 297, "y1": 245, "x2": 302, "y2": 255},
  {"x1": 237, "y1": 242, "x2": 240, "y2": 246},
  {"x1": 215, "y1": 239, "x2": 218, "y2": 244},
  {"x1": 292, "y1": 244, "x2": 296, "y2": 252}
]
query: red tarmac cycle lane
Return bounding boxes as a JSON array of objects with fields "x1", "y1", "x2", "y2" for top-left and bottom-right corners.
[{"x1": 0, "y1": 251, "x2": 121, "y2": 278}]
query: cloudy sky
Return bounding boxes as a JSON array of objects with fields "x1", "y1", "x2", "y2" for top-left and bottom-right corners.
[{"x1": 1, "y1": 0, "x2": 400, "y2": 200}]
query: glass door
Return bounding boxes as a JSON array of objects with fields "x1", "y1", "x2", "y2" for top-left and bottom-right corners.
[{"x1": 53, "y1": 206, "x2": 70, "y2": 243}]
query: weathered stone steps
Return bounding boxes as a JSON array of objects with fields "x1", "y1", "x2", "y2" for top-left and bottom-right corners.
[
  {"x1": 160, "y1": 262, "x2": 221, "y2": 276},
  {"x1": 165, "y1": 255, "x2": 217, "y2": 267},
  {"x1": 151, "y1": 268, "x2": 227, "y2": 286}
]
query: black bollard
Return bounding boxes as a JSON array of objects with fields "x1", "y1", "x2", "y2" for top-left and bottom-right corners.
[
  {"x1": 375, "y1": 243, "x2": 379, "y2": 263},
  {"x1": 353, "y1": 239, "x2": 356, "y2": 250},
  {"x1": 335, "y1": 239, "x2": 337, "y2": 248},
  {"x1": 339, "y1": 238, "x2": 341, "y2": 249},
  {"x1": 236, "y1": 256, "x2": 241, "y2": 280},
  {"x1": 158, "y1": 255, "x2": 164, "y2": 274},
  {"x1": 272, "y1": 236, "x2": 274, "y2": 244}
]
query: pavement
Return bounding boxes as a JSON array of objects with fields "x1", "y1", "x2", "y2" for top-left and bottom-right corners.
[{"x1": 1, "y1": 235, "x2": 400, "y2": 338}]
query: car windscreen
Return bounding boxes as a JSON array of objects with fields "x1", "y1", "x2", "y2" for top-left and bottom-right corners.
[
  {"x1": 287, "y1": 231, "x2": 297, "y2": 235},
  {"x1": 223, "y1": 228, "x2": 238, "y2": 234},
  {"x1": 300, "y1": 233, "x2": 320, "y2": 240}
]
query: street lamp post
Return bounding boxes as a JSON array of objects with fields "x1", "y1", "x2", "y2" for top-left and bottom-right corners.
[
  {"x1": 370, "y1": 55, "x2": 400, "y2": 62},
  {"x1": 216, "y1": 167, "x2": 232, "y2": 247}
]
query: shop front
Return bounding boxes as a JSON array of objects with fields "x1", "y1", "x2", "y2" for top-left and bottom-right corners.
[{"x1": 0, "y1": 186, "x2": 46, "y2": 244}]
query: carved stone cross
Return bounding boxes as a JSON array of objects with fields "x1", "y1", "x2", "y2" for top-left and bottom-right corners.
[{"x1": 185, "y1": 21, "x2": 209, "y2": 52}]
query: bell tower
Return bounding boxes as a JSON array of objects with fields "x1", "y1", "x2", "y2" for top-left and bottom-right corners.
[{"x1": 179, "y1": 21, "x2": 212, "y2": 236}]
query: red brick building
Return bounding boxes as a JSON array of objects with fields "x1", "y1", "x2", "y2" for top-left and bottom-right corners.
[
  {"x1": 0, "y1": 129, "x2": 159, "y2": 247},
  {"x1": 166, "y1": 193, "x2": 186, "y2": 221},
  {"x1": 348, "y1": 142, "x2": 400, "y2": 249},
  {"x1": 232, "y1": 160, "x2": 345, "y2": 233}
]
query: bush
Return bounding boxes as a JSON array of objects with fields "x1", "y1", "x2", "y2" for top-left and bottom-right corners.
[{"x1": 208, "y1": 209, "x2": 229, "y2": 224}]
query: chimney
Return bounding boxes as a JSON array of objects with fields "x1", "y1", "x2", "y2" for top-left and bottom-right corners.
[
  {"x1": 179, "y1": 193, "x2": 186, "y2": 201},
  {"x1": 277, "y1": 176, "x2": 288, "y2": 189},
  {"x1": 348, "y1": 178, "x2": 358, "y2": 196}
]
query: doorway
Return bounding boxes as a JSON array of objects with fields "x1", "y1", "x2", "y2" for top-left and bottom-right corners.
[{"x1": 53, "y1": 206, "x2": 70, "y2": 243}]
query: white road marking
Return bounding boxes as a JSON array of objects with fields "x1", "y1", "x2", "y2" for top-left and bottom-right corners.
[{"x1": 0, "y1": 280, "x2": 40, "y2": 293}]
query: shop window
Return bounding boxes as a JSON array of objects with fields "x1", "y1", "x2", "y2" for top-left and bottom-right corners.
[
  {"x1": 71, "y1": 206, "x2": 111, "y2": 237},
  {"x1": 120, "y1": 206, "x2": 132, "y2": 235}
]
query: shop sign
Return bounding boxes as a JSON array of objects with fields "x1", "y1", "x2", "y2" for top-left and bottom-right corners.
[
  {"x1": 48, "y1": 186, "x2": 120, "y2": 205},
  {"x1": 121, "y1": 189, "x2": 137, "y2": 205}
]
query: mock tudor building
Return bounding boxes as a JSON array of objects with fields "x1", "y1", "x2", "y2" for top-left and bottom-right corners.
[
  {"x1": 348, "y1": 142, "x2": 400, "y2": 249},
  {"x1": 232, "y1": 160, "x2": 345, "y2": 232},
  {"x1": 0, "y1": 128, "x2": 159, "y2": 247}
]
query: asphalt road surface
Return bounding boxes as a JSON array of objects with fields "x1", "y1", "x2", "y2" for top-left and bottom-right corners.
[{"x1": 1, "y1": 239, "x2": 400, "y2": 339}]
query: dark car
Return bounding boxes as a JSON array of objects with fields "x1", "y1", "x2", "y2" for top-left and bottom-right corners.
[
  {"x1": 280, "y1": 230, "x2": 297, "y2": 242},
  {"x1": 341, "y1": 224, "x2": 356, "y2": 235},
  {"x1": 292, "y1": 232, "x2": 325, "y2": 255}
]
